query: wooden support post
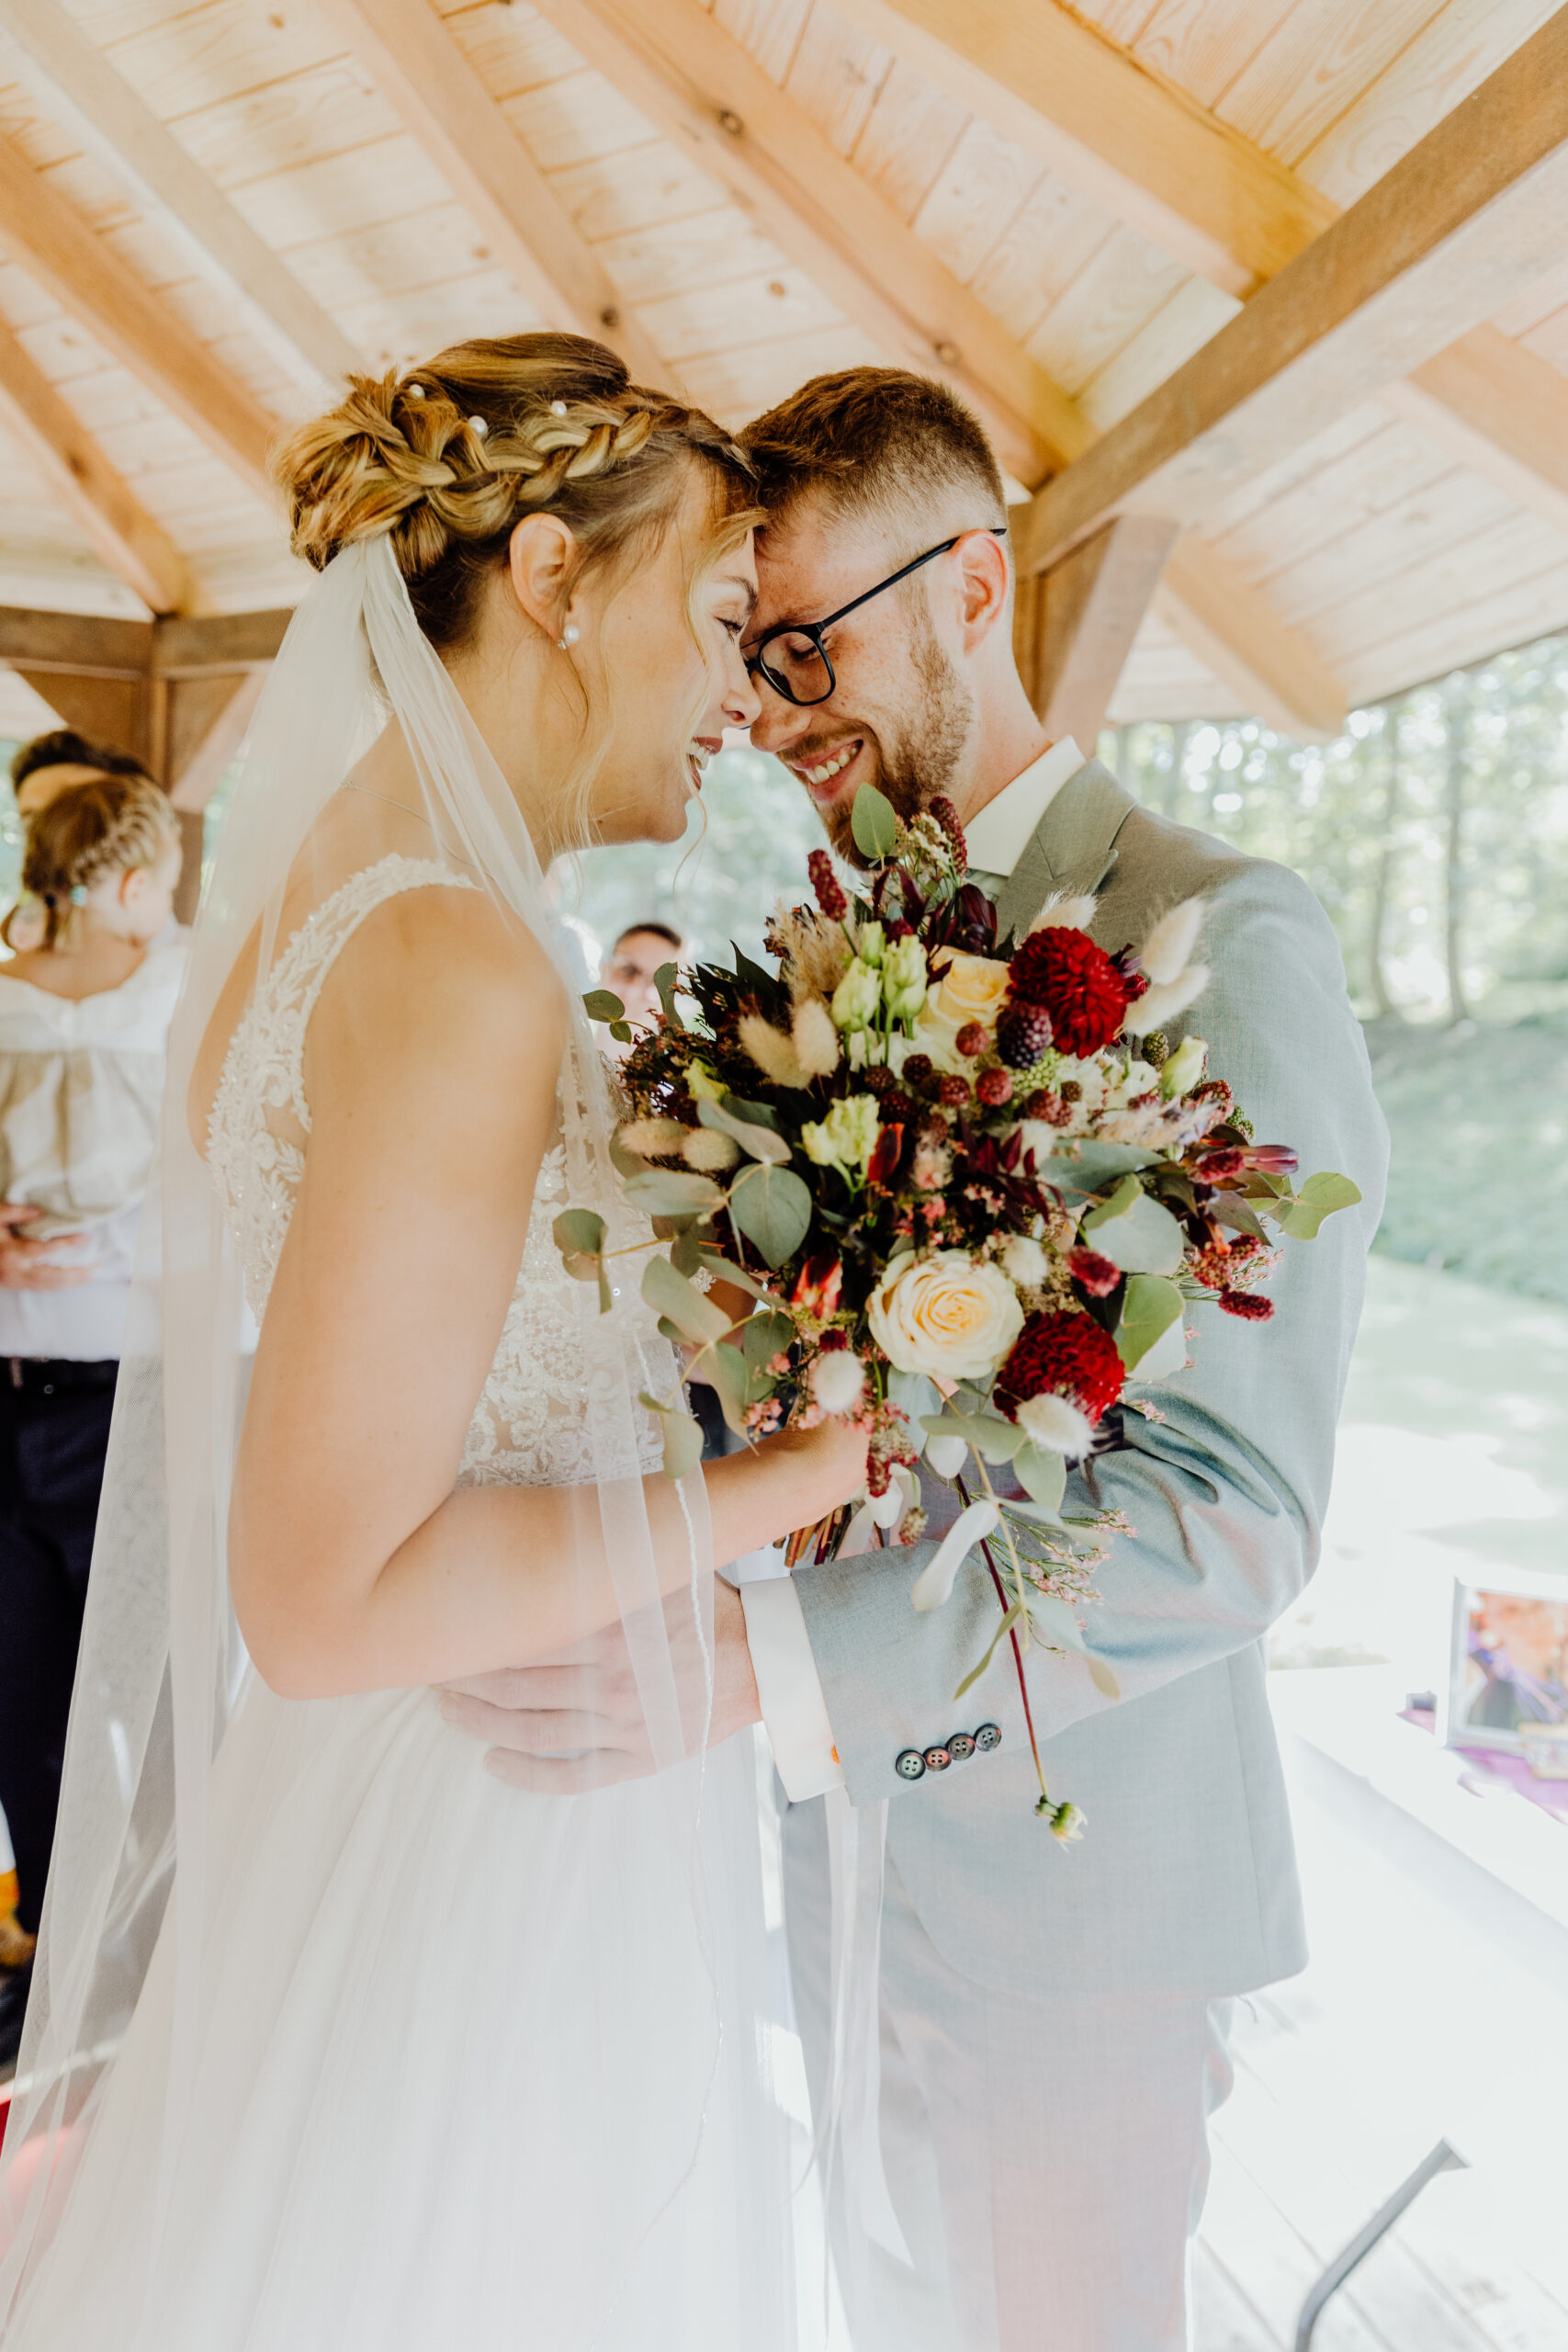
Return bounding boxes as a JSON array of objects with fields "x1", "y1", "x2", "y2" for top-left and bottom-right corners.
[
  {"x1": 0, "y1": 605, "x2": 291, "y2": 919},
  {"x1": 1013, "y1": 515, "x2": 1179, "y2": 748}
]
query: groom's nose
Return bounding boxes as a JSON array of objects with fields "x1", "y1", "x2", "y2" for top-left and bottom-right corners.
[{"x1": 747, "y1": 679, "x2": 814, "y2": 759}]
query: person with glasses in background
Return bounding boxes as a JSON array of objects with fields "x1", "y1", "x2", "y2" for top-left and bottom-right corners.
[
  {"x1": 598, "y1": 918, "x2": 682, "y2": 1059},
  {"x1": 0, "y1": 750, "x2": 186, "y2": 2068}
]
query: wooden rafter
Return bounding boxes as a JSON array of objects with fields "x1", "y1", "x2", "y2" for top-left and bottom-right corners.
[
  {"x1": 839, "y1": 0, "x2": 1568, "y2": 546},
  {"x1": 0, "y1": 0, "x2": 361, "y2": 395},
  {"x1": 1157, "y1": 541, "x2": 1346, "y2": 742},
  {"x1": 529, "y1": 0, "x2": 1089, "y2": 481},
  {"x1": 0, "y1": 314, "x2": 194, "y2": 613},
  {"x1": 0, "y1": 129, "x2": 277, "y2": 502},
  {"x1": 1013, "y1": 514, "x2": 1180, "y2": 749},
  {"x1": 1016, "y1": 9, "x2": 1568, "y2": 580},
  {"x1": 529, "y1": 0, "x2": 1343, "y2": 736},
  {"x1": 314, "y1": 0, "x2": 669, "y2": 388},
  {"x1": 827, "y1": 0, "x2": 1332, "y2": 299}
]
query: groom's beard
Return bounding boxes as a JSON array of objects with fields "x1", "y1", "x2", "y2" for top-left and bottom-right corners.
[{"x1": 817, "y1": 610, "x2": 976, "y2": 865}]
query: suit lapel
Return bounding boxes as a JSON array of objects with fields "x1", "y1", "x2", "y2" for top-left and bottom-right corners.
[{"x1": 992, "y1": 757, "x2": 1137, "y2": 943}]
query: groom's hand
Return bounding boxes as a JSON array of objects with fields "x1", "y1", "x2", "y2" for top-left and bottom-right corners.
[{"x1": 438, "y1": 1577, "x2": 761, "y2": 1791}]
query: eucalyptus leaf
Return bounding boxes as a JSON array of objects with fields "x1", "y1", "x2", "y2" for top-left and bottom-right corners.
[
  {"x1": 609, "y1": 1134, "x2": 648, "y2": 1181},
  {"x1": 608, "y1": 1021, "x2": 632, "y2": 1044},
  {"x1": 671, "y1": 1226, "x2": 705, "y2": 1278},
  {"x1": 1081, "y1": 1175, "x2": 1185, "y2": 1276},
  {"x1": 696, "y1": 1249, "x2": 776, "y2": 1304},
  {"x1": 887, "y1": 1368, "x2": 938, "y2": 1429},
  {"x1": 552, "y1": 1207, "x2": 606, "y2": 1263},
  {"x1": 1208, "y1": 1193, "x2": 1269, "y2": 1242},
  {"x1": 700, "y1": 1342, "x2": 751, "y2": 1437},
  {"x1": 729, "y1": 1163, "x2": 812, "y2": 1267},
  {"x1": 1273, "y1": 1170, "x2": 1362, "y2": 1240},
  {"x1": 739, "y1": 1309, "x2": 795, "y2": 1374},
  {"x1": 850, "y1": 782, "x2": 900, "y2": 863},
  {"x1": 953, "y1": 1603, "x2": 1022, "y2": 1702},
  {"x1": 1114, "y1": 1273, "x2": 1183, "y2": 1373},
  {"x1": 697, "y1": 1097, "x2": 791, "y2": 1165},
  {"x1": 637, "y1": 1392, "x2": 705, "y2": 1479},
  {"x1": 1032, "y1": 1142, "x2": 1156, "y2": 1198},
  {"x1": 720, "y1": 1092, "x2": 782, "y2": 1135},
  {"x1": 642, "y1": 1253, "x2": 731, "y2": 1345},
  {"x1": 581, "y1": 988, "x2": 625, "y2": 1023},
  {"x1": 1014, "y1": 1443, "x2": 1066, "y2": 1514},
  {"x1": 652, "y1": 961, "x2": 684, "y2": 1031},
  {"x1": 1031, "y1": 1593, "x2": 1087, "y2": 1654},
  {"x1": 624, "y1": 1168, "x2": 725, "y2": 1218},
  {"x1": 1088, "y1": 1655, "x2": 1121, "y2": 1700}
]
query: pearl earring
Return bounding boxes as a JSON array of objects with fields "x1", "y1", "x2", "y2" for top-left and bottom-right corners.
[{"x1": 558, "y1": 623, "x2": 581, "y2": 650}]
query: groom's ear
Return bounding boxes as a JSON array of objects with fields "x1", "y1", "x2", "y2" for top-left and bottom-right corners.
[
  {"x1": 506, "y1": 514, "x2": 578, "y2": 642},
  {"x1": 952, "y1": 526, "x2": 1010, "y2": 651}
]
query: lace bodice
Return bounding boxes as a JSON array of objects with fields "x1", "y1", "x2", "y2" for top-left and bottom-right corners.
[{"x1": 209, "y1": 854, "x2": 669, "y2": 1487}]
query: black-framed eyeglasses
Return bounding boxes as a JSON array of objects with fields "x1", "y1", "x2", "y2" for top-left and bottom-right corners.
[{"x1": 744, "y1": 526, "x2": 1008, "y2": 707}]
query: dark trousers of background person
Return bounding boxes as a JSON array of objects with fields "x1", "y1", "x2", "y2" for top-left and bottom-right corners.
[{"x1": 0, "y1": 1360, "x2": 117, "y2": 1937}]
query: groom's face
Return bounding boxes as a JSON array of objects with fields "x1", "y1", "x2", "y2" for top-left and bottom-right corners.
[{"x1": 745, "y1": 496, "x2": 976, "y2": 864}]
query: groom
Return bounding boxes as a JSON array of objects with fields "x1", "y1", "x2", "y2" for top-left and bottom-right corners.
[{"x1": 448, "y1": 368, "x2": 1388, "y2": 2350}]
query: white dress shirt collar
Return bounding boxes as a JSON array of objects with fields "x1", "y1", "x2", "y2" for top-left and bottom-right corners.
[{"x1": 962, "y1": 737, "x2": 1085, "y2": 881}]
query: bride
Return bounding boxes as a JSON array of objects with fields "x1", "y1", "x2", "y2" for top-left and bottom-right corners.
[{"x1": 0, "y1": 334, "x2": 865, "y2": 2348}]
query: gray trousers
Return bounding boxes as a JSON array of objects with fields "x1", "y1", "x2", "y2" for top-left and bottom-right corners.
[{"x1": 782, "y1": 1793, "x2": 1235, "y2": 2352}]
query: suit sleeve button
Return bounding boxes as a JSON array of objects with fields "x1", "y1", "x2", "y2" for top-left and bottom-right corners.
[
  {"x1": 974, "y1": 1723, "x2": 1002, "y2": 1752},
  {"x1": 923, "y1": 1746, "x2": 952, "y2": 1771},
  {"x1": 947, "y1": 1733, "x2": 976, "y2": 1761},
  {"x1": 895, "y1": 1749, "x2": 927, "y2": 1781}
]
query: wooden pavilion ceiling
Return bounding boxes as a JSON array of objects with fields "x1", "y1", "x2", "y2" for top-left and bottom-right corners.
[{"x1": 4, "y1": 0, "x2": 1568, "y2": 745}]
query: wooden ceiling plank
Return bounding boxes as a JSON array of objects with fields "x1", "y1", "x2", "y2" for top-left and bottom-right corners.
[
  {"x1": 0, "y1": 605, "x2": 152, "y2": 673},
  {"x1": 834, "y1": 0, "x2": 1568, "y2": 548},
  {"x1": 0, "y1": 311, "x2": 194, "y2": 612},
  {"x1": 526, "y1": 0, "x2": 1093, "y2": 478},
  {"x1": 1156, "y1": 538, "x2": 1347, "y2": 740},
  {"x1": 0, "y1": 128, "x2": 277, "y2": 501},
  {"x1": 312, "y1": 0, "x2": 669, "y2": 386},
  {"x1": 1015, "y1": 10, "x2": 1568, "y2": 578},
  {"x1": 0, "y1": 0, "x2": 363, "y2": 394},
  {"x1": 823, "y1": 0, "x2": 1334, "y2": 296}
]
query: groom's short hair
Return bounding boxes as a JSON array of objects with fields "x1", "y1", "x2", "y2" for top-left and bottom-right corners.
[{"x1": 741, "y1": 368, "x2": 1007, "y2": 535}]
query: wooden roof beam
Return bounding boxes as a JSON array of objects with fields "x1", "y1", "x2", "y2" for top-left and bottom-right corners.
[
  {"x1": 0, "y1": 130, "x2": 277, "y2": 502},
  {"x1": 837, "y1": 0, "x2": 1568, "y2": 543},
  {"x1": 314, "y1": 0, "x2": 669, "y2": 389},
  {"x1": 528, "y1": 0, "x2": 1092, "y2": 481},
  {"x1": 0, "y1": 0, "x2": 361, "y2": 396},
  {"x1": 533, "y1": 0, "x2": 1342, "y2": 739},
  {"x1": 1016, "y1": 9, "x2": 1568, "y2": 580},
  {"x1": 0, "y1": 314, "x2": 195, "y2": 613}
]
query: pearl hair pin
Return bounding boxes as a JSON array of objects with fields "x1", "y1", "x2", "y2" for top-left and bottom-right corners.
[
  {"x1": 407, "y1": 383, "x2": 425, "y2": 399},
  {"x1": 558, "y1": 624, "x2": 581, "y2": 650},
  {"x1": 550, "y1": 400, "x2": 568, "y2": 416},
  {"x1": 468, "y1": 415, "x2": 488, "y2": 435}
]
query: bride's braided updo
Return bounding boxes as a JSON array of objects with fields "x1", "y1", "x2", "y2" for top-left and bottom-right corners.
[{"x1": 276, "y1": 332, "x2": 757, "y2": 650}]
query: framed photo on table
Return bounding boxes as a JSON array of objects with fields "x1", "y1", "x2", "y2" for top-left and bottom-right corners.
[{"x1": 1443, "y1": 1571, "x2": 1568, "y2": 1761}]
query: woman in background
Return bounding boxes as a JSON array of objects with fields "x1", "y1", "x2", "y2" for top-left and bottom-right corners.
[{"x1": 0, "y1": 774, "x2": 183, "y2": 2062}]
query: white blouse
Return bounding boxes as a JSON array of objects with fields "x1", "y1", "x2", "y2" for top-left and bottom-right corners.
[{"x1": 0, "y1": 936, "x2": 186, "y2": 1362}]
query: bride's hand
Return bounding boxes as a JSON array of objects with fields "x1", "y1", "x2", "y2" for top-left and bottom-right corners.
[{"x1": 703, "y1": 1409, "x2": 868, "y2": 1563}]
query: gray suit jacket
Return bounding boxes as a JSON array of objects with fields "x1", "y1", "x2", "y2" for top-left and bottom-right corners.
[{"x1": 789, "y1": 760, "x2": 1389, "y2": 2000}]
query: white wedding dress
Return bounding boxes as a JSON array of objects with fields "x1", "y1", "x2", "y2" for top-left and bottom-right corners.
[{"x1": 4, "y1": 857, "x2": 799, "y2": 2351}]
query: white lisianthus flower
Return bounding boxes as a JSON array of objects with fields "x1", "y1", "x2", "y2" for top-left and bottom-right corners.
[
  {"x1": 881, "y1": 933, "x2": 929, "y2": 1023},
  {"x1": 855, "y1": 920, "x2": 886, "y2": 968},
  {"x1": 801, "y1": 1092, "x2": 881, "y2": 1177},
  {"x1": 998, "y1": 1233, "x2": 1048, "y2": 1289},
  {"x1": 1016, "y1": 1392, "x2": 1093, "y2": 1458},
  {"x1": 830, "y1": 956, "x2": 882, "y2": 1032},
  {"x1": 1103, "y1": 1058, "x2": 1161, "y2": 1110},
  {"x1": 867, "y1": 1250, "x2": 1024, "y2": 1383},
  {"x1": 809, "y1": 1348, "x2": 866, "y2": 1416},
  {"x1": 686, "y1": 1059, "x2": 728, "y2": 1102},
  {"x1": 1158, "y1": 1034, "x2": 1207, "y2": 1099}
]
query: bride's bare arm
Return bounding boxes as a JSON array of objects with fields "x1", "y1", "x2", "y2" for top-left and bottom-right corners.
[{"x1": 230, "y1": 889, "x2": 863, "y2": 1701}]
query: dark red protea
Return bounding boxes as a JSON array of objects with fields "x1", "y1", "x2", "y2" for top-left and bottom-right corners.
[
  {"x1": 1007, "y1": 927, "x2": 1134, "y2": 1059},
  {"x1": 1195, "y1": 1147, "x2": 1247, "y2": 1182},
  {"x1": 791, "y1": 1252, "x2": 843, "y2": 1317},
  {"x1": 1067, "y1": 1248, "x2": 1121, "y2": 1298},
  {"x1": 996, "y1": 999, "x2": 1054, "y2": 1068},
  {"x1": 807, "y1": 847, "x2": 847, "y2": 921},
  {"x1": 1219, "y1": 1289, "x2": 1274, "y2": 1321},
  {"x1": 998, "y1": 1309, "x2": 1126, "y2": 1425},
  {"x1": 976, "y1": 1068, "x2": 1013, "y2": 1107}
]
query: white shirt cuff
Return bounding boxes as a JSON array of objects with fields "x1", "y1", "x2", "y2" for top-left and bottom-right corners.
[{"x1": 738, "y1": 1572, "x2": 846, "y2": 1802}]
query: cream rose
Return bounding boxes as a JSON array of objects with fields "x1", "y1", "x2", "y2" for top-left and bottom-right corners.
[
  {"x1": 867, "y1": 1250, "x2": 1025, "y2": 1383},
  {"x1": 912, "y1": 950, "x2": 1012, "y2": 1071}
]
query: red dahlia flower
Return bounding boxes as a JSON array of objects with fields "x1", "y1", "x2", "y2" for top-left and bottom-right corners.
[
  {"x1": 998, "y1": 1309, "x2": 1126, "y2": 1426},
  {"x1": 1006, "y1": 928, "x2": 1133, "y2": 1058}
]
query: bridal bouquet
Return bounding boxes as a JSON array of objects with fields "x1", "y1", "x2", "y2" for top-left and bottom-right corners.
[{"x1": 560, "y1": 786, "x2": 1359, "y2": 1830}]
